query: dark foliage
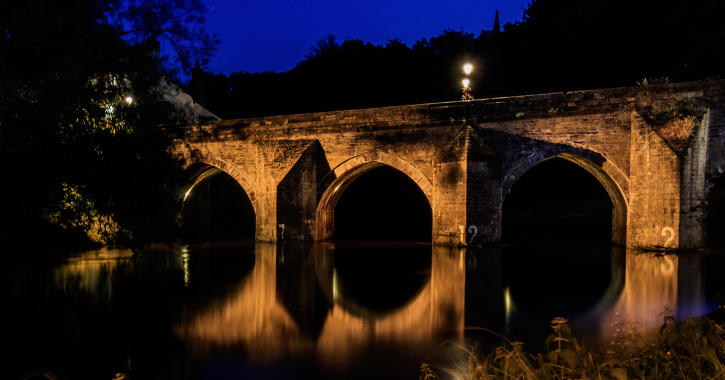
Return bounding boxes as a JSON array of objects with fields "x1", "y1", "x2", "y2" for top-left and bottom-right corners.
[
  {"x1": 195, "y1": 0, "x2": 725, "y2": 120},
  {"x1": 0, "y1": 0, "x2": 213, "y2": 254}
]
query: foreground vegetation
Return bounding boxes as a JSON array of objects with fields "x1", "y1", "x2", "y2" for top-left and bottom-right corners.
[{"x1": 425, "y1": 311, "x2": 725, "y2": 380}]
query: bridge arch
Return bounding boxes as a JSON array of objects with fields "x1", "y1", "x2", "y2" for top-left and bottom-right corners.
[
  {"x1": 315, "y1": 150, "x2": 433, "y2": 241},
  {"x1": 183, "y1": 155, "x2": 259, "y2": 214},
  {"x1": 503, "y1": 147, "x2": 629, "y2": 245}
]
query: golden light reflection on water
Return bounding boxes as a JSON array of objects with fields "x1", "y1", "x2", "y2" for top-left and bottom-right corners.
[
  {"x1": 53, "y1": 247, "x2": 136, "y2": 299},
  {"x1": 583, "y1": 249, "x2": 706, "y2": 344},
  {"x1": 175, "y1": 243, "x2": 466, "y2": 371},
  {"x1": 48, "y1": 242, "x2": 710, "y2": 371}
]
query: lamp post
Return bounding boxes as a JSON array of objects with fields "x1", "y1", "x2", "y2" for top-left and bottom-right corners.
[
  {"x1": 462, "y1": 64, "x2": 473, "y2": 101},
  {"x1": 462, "y1": 64, "x2": 473, "y2": 122}
]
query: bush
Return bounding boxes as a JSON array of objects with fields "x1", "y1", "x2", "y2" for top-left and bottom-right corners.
[{"x1": 426, "y1": 311, "x2": 725, "y2": 380}]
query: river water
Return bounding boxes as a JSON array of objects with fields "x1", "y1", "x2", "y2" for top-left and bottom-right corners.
[{"x1": 3, "y1": 241, "x2": 724, "y2": 380}]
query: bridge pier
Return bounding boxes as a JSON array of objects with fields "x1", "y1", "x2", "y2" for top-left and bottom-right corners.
[
  {"x1": 433, "y1": 127, "x2": 502, "y2": 246},
  {"x1": 276, "y1": 141, "x2": 331, "y2": 241},
  {"x1": 627, "y1": 112, "x2": 709, "y2": 249},
  {"x1": 248, "y1": 141, "x2": 334, "y2": 242}
]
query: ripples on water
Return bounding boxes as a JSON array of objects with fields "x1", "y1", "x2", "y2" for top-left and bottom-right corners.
[{"x1": 2, "y1": 241, "x2": 723, "y2": 379}]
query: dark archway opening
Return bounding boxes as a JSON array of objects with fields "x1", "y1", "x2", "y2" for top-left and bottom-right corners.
[
  {"x1": 502, "y1": 157, "x2": 613, "y2": 244},
  {"x1": 501, "y1": 157, "x2": 617, "y2": 345},
  {"x1": 181, "y1": 172, "x2": 255, "y2": 242},
  {"x1": 334, "y1": 166, "x2": 432, "y2": 241}
]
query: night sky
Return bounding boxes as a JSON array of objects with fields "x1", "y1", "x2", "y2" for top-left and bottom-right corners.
[{"x1": 198, "y1": 0, "x2": 530, "y2": 75}]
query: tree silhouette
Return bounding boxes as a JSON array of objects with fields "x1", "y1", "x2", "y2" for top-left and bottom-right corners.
[
  {"x1": 0, "y1": 0, "x2": 217, "y2": 254},
  {"x1": 195, "y1": 0, "x2": 725, "y2": 120}
]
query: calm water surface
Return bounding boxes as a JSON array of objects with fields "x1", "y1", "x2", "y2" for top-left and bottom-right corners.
[{"x1": 3, "y1": 241, "x2": 723, "y2": 380}]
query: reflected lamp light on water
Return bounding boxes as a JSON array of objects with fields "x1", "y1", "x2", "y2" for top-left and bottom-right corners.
[{"x1": 332, "y1": 268, "x2": 339, "y2": 301}]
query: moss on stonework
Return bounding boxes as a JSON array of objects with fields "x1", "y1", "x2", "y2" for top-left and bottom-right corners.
[{"x1": 639, "y1": 96, "x2": 707, "y2": 154}]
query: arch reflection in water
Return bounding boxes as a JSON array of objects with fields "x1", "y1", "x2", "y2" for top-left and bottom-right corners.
[{"x1": 175, "y1": 243, "x2": 465, "y2": 377}]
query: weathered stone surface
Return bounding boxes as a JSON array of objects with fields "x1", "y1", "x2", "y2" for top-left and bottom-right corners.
[
  {"x1": 170, "y1": 80, "x2": 725, "y2": 248},
  {"x1": 628, "y1": 112, "x2": 682, "y2": 248}
]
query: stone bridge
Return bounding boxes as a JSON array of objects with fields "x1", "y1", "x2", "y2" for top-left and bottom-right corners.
[{"x1": 169, "y1": 80, "x2": 725, "y2": 249}]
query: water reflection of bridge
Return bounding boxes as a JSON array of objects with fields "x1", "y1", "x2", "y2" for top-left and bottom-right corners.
[
  {"x1": 44, "y1": 243, "x2": 712, "y2": 378},
  {"x1": 171, "y1": 243, "x2": 709, "y2": 365},
  {"x1": 174, "y1": 243, "x2": 466, "y2": 374}
]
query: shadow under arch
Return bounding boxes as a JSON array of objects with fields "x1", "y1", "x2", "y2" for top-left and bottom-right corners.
[
  {"x1": 504, "y1": 148, "x2": 629, "y2": 245},
  {"x1": 315, "y1": 150, "x2": 433, "y2": 241}
]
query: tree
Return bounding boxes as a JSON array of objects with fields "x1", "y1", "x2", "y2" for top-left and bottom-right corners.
[
  {"x1": 111, "y1": 0, "x2": 219, "y2": 78},
  {"x1": 0, "y1": 0, "x2": 216, "y2": 255},
  {"x1": 305, "y1": 34, "x2": 340, "y2": 59}
]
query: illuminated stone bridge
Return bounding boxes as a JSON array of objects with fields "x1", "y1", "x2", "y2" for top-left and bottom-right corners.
[{"x1": 170, "y1": 80, "x2": 725, "y2": 249}]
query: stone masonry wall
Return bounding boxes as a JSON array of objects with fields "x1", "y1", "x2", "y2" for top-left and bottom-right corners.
[
  {"x1": 433, "y1": 161, "x2": 468, "y2": 245},
  {"x1": 628, "y1": 112, "x2": 681, "y2": 248},
  {"x1": 680, "y1": 114, "x2": 709, "y2": 248}
]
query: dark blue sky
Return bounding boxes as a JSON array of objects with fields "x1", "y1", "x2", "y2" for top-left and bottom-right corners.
[{"x1": 200, "y1": 0, "x2": 530, "y2": 75}]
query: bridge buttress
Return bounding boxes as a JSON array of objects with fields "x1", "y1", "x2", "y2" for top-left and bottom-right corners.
[
  {"x1": 627, "y1": 112, "x2": 709, "y2": 249},
  {"x1": 276, "y1": 141, "x2": 332, "y2": 240},
  {"x1": 433, "y1": 127, "x2": 502, "y2": 246}
]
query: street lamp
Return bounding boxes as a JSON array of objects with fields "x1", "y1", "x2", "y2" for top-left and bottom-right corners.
[
  {"x1": 464, "y1": 64, "x2": 473, "y2": 76},
  {"x1": 462, "y1": 64, "x2": 473, "y2": 101}
]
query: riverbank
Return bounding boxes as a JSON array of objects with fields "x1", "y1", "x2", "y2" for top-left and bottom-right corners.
[{"x1": 428, "y1": 308, "x2": 725, "y2": 380}]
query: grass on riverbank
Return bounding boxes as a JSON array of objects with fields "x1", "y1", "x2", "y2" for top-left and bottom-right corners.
[{"x1": 424, "y1": 310, "x2": 725, "y2": 380}]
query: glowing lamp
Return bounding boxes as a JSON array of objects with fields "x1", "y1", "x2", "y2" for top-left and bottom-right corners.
[
  {"x1": 462, "y1": 79, "x2": 470, "y2": 88},
  {"x1": 125, "y1": 96, "x2": 133, "y2": 104},
  {"x1": 463, "y1": 64, "x2": 473, "y2": 75}
]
